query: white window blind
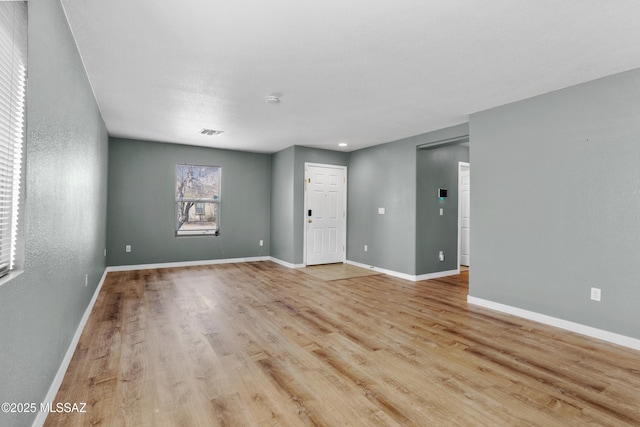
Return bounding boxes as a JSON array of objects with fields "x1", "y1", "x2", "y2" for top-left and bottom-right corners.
[{"x1": 0, "y1": 2, "x2": 27, "y2": 277}]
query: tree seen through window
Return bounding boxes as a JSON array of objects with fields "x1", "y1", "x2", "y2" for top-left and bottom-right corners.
[{"x1": 175, "y1": 164, "x2": 220, "y2": 236}]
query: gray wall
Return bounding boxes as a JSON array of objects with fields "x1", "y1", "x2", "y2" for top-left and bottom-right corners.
[
  {"x1": 107, "y1": 138, "x2": 271, "y2": 266},
  {"x1": 470, "y1": 68, "x2": 640, "y2": 339},
  {"x1": 270, "y1": 146, "x2": 295, "y2": 263},
  {"x1": 347, "y1": 138, "x2": 417, "y2": 273},
  {"x1": 293, "y1": 146, "x2": 349, "y2": 264},
  {"x1": 0, "y1": 1, "x2": 109, "y2": 426},
  {"x1": 347, "y1": 124, "x2": 468, "y2": 275},
  {"x1": 270, "y1": 145, "x2": 349, "y2": 265},
  {"x1": 416, "y1": 143, "x2": 469, "y2": 274}
]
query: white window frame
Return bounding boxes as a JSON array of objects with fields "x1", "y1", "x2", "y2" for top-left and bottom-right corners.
[{"x1": 175, "y1": 163, "x2": 221, "y2": 236}]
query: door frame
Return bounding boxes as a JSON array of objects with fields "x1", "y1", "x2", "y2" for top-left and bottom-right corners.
[
  {"x1": 457, "y1": 161, "x2": 470, "y2": 269},
  {"x1": 303, "y1": 162, "x2": 348, "y2": 266}
]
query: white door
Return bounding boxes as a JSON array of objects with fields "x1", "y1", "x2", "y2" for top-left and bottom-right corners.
[
  {"x1": 459, "y1": 163, "x2": 470, "y2": 266},
  {"x1": 305, "y1": 164, "x2": 346, "y2": 265}
]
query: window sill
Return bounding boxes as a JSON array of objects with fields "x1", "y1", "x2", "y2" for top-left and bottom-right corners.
[
  {"x1": 0, "y1": 269, "x2": 24, "y2": 287},
  {"x1": 176, "y1": 229, "x2": 219, "y2": 237}
]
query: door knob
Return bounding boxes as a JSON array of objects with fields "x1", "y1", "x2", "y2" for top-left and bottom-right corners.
[{"x1": 308, "y1": 219, "x2": 313, "y2": 223}]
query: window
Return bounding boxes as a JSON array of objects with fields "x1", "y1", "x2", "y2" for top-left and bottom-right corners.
[
  {"x1": 175, "y1": 163, "x2": 221, "y2": 236},
  {"x1": 0, "y1": 2, "x2": 27, "y2": 278}
]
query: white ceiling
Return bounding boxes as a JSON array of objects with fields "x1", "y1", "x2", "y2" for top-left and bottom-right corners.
[{"x1": 61, "y1": 0, "x2": 640, "y2": 153}]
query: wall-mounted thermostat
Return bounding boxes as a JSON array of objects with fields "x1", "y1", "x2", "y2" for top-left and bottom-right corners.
[{"x1": 438, "y1": 188, "x2": 448, "y2": 200}]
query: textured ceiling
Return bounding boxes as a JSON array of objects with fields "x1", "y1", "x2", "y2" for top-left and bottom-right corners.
[{"x1": 61, "y1": 0, "x2": 640, "y2": 153}]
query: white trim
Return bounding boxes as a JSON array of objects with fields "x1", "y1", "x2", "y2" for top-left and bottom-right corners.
[
  {"x1": 467, "y1": 296, "x2": 640, "y2": 351},
  {"x1": 105, "y1": 256, "x2": 270, "y2": 272},
  {"x1": 33, "y1": 269, "x2": 109, "y2": 427},
  {"x1": 345, "y1": 260, "x2": 457, "y2": 282},
  {"x1": 345, "y1": 260, "x2": 414, "y2": 280},
  {"x1": 415, "y1": 269, "x2": 460, "y2": 281},
  {"x1": 303, "y1": 163, "x2": 348, "y2": 266},
  {"x1": 458, "y1": 161, "x2": 470, "y2": 271},
  {"x1": 269, "y1": 257, "x2": 305, "y2": 269}
]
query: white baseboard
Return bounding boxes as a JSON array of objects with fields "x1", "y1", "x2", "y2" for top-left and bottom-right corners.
[
  {"x1": 345, "y1": 259, "x2": 414, "y2": 280},
  {"x1": 269, "y1": 257, "x2": 305, "y2": 269},
  {"x1": 32, "y1": 269, "x2": 109, "y2": 427},
  {"x1": 345, "y1": 260, "x2": 457, "y2": 282},
  {"x1": 105, "y1": 256, "x2": 270, "y2": 272},
  {"x1": 415, "y1": 269, "x2": 460, "y2": 281},
  {"x1": 467, "y1": 296, "x2": 640, "y2": 351}
]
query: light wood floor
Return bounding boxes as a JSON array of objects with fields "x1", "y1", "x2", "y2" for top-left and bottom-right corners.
[{"x1": 45, "y1": 262, "x2": 640, "y2": 426}]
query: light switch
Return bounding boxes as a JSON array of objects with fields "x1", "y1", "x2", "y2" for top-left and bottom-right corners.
[
  {"x1": 378, "y1": 207, "x2": 385, "y2": 215},
  {"x1": 440, "y1": 208, "x2": 444, "y2": 216}
]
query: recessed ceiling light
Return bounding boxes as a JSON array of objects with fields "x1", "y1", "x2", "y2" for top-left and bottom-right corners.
[
  {"x1": 265, "y1": 95, "x2": 280, "y2": 104},
  {"x1": 338, "y1": 142, "x2": 348, "y2": 147},
  {"x1": 199, "y1": 128, "x2": 224, "y2": 136}
]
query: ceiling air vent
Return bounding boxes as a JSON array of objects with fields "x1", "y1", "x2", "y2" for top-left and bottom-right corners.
[{"x1": 199, "y1": 128, "x2": 224, "y2": 136}]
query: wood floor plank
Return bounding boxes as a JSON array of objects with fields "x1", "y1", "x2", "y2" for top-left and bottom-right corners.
[{"x1": 44, "y1": 262, "x2": 640, "y2": 426}]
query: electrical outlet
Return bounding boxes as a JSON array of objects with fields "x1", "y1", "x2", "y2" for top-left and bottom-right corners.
[
  {"x1": 259, "y1": 240, "x2": 264, "y2": 247},
  {"x1": 125, "y1": 245, "x2": 131, "y2": 253},
  {"x1": 85, "y1": 274, "x2": 88, "y2": 287},
  {"x1": 590, "y1": 287, "x2": 601, "y2": 302},
  {"x1": 364, "y1": 245, "x2": 368, "y2": 252},
  {"x1": 439, "y1": 251, "x2": 445, "y2": 261},
  {"x1": 104, "y1": 248, "x2": 107, "y2": 257}
]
